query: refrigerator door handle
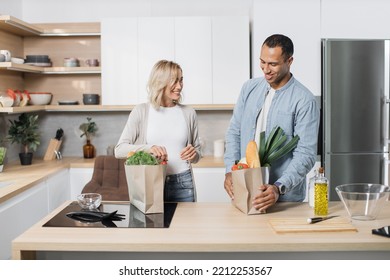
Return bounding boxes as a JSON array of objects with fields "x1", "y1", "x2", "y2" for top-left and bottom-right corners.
[
  {"x1": 385, "y1": 40, "x2": 390, "y2": 146},
  {"x1": 384, "y1": 159, "x2": 390, "y2": 186}
]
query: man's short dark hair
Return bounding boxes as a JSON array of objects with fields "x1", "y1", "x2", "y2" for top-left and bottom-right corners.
[{"x1": 263, "y1": 34, "x2": 294, "y2": 60}]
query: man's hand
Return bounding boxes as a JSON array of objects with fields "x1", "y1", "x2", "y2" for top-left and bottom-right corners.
[
  {"x1": 224, "y1": 172, "x2": 234, "y2": 199},
  {"x1": 252, "y1": 184, "x2": 279, "y2": 212}
]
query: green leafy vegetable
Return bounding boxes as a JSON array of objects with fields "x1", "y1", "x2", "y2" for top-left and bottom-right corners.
[
  {"x1": 125, "y1": 151, "x2": 159, "y2": 165},
  {"x1": 259, "y1": 126, "x2": 299, "y2": 167}
]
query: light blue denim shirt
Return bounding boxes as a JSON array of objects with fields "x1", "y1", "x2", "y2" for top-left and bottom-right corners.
[{"x1": 224, "y1": 75, "x2": 320, "y2": 202}]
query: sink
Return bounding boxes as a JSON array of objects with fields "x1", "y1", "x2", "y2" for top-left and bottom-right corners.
[{"x1": 0, "y1": 181, "x2": 13, "y2": 188}]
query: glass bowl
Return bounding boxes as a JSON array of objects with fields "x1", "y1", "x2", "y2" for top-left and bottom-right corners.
[
  {"x1": 335, "y1": 183, "x2": 390, "y2": 220},
  {"x1": 77, "y1": 193, "x2": 102, "y2": 210}
]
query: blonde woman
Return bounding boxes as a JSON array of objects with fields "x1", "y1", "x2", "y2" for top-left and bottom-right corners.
[{"x1": 115, "y1": 60, "x2": 201, "y2": 202}]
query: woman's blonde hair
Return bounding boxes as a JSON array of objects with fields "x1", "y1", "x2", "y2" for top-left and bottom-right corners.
[{"x1": 147, "y1": 60, "x2": 183, "y2": 109}]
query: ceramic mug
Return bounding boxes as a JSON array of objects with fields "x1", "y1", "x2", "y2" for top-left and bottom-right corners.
[
  {"x1": 85, "y1": 58, "x2": 99, "y2": 67},
  {"x1": 0, "y1": 50, "x2": 11, "y2": 62},
  {"x1": 213, "y1": 139, "x2": 225, "y2": 158}
]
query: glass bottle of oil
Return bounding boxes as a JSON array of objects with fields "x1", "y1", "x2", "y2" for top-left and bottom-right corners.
[
  {"x1": 308, "y1": 168, "x2": 319, "y2": 208},
  {"x1": 314, "y1": 167, "x2": 328, "y2": 216}
]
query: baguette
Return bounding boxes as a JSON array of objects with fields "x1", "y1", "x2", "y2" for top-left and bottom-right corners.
[{"x1": 246, "y1": 140, "x2": 261, "y2": 168}]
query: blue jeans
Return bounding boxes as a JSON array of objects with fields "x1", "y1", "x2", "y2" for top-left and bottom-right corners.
[{"x1": 164, "y1": 169, "x2": 195, "y2": 202}]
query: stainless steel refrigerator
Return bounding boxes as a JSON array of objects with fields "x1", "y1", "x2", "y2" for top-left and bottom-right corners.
[{"x1": 322, "y1": 39, "x2": 389, "y2": 200}]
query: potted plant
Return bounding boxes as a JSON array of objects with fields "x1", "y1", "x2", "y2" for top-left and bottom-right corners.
[
  {"x1": 79, "y1": 117, "x2": 98, "y2": 158},
  {"x1": 0, "y1": 140, "x2": 6, "y2": 172},
  {"x1": 7, "y1": 113, "x2": 40, "y2": 165}
]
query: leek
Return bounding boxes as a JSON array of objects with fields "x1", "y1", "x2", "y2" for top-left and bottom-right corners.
[{"x1": 259, "y1": 126, "x2": 299, "y2": 167}]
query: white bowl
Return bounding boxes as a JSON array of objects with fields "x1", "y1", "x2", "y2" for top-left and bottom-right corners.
[
  {"x1": 29, "y1": 92, "x2": 52, "y2": 105},
  {"x1": 11, "y1": 57, "x2": 24, "y2": 64}
]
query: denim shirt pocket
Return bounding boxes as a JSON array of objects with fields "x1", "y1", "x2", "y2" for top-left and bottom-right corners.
[{"x1": 274, "y1": 110, "x2": 295, "y2": 136}]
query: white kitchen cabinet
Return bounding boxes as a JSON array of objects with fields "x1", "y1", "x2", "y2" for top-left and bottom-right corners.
[
  {"x1": 193, "y1": 168, "x2": 230, "y2": 202},
  {"x1": 0, "y1": 181, "x2": 47, "y2": 259},
  {"x1": 212, "y1": 16, "x2": 250, "y2": 104},
  {"x1": 46, "y1": 169, "x2": 70, "y2": 212},
  {"x1": 138, "y1": 17, "x2": 175, "y2": 103},
  {"x1": 321, "y1": 0, "x2": 390, "y2": 39},
  {"x1": 175, "y1": 17, "x2": 212, "y2": 104},
  {"x1": 101, "y1": 17, "x2": 138, "y2": 105},
  {"x1": 101, "y1": 16, "x2": 249, "y2": 106},
  {"x1": 252, "y1": 0, "x2": 321, "y2": 96},
  {"x1": 69, "y1": 168, "x2": 93, "y2": 199}
]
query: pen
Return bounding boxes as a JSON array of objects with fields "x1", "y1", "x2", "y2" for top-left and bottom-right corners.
[{"x1": 307, "y1": 215, "x2": 338, "y2": 224}]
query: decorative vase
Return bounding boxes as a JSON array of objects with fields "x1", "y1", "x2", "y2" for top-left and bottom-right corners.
[
  {"x1": 19, "y1": 152, "x2": 33, "y2": 165},
  {"x1": 83, "y1": 139, "x2": 95, "y2": 158}
]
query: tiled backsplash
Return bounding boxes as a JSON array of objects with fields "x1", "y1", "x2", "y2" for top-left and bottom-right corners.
[{"x1": 0, "y1": 110, "x2": 233, "y2": 163}]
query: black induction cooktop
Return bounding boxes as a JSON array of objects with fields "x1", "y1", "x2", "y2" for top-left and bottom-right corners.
[{"x1": 43, "y1": 201, "x2": 177, "y2": 228}]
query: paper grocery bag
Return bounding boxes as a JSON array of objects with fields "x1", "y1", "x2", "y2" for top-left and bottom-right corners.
[
  {"x1": 231, "y1": 167, "x2": 265, "y2": 215},
  {"x1": 125, "y1": 164, "x2": 167, "y2": 214}
]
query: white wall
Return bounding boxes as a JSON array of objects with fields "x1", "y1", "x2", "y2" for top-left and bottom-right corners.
[
  {"x1": 321, "y1": 0, "x2": 390, "y2": 39},
  {"x1": 21, "y1": 0, "x2": 253, "y2": 22},
  {"x1": 0, "y1": 0, "x2": 23, "y2": 18}
]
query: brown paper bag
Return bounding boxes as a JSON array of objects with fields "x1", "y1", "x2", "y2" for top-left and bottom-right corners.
[
  {"x1": 125, "y1": 164, "x2": 167, "y2": 214},
  {"x1": 231, "y1": 167, "x2": 265, "y2": 215}
]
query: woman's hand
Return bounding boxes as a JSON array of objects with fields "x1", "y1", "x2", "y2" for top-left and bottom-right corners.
[
  {"x1": 150, "y1": 145, "x2": 168, "y2": 161},
  {"x1": 180, "y1": 144, "x2": 197, "y2": 162}
]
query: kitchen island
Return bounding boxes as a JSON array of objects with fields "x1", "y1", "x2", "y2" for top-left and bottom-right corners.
[{"x1": 12, "y1": 200, "x2": 390, "y2": 260}]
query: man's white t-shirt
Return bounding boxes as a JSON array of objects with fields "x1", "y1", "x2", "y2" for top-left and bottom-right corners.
[{"x1": 255, "y1": 87, "x2": 275, "y2": 148}]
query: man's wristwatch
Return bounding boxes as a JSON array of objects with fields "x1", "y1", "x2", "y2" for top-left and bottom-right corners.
[{"x1": 274, "y1": 182, "x2": 286, "y2": 195}]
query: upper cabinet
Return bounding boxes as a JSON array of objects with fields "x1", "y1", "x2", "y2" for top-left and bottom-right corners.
[
  {"x1": 101, "y1": 16, "x2": 250, "y2": 106},
  {"x1": 212, "y1": 16, "x2": 249, "y2": 104},
  {"x1": 252, "y1": 0, "x2": 321, "y2": 96},
  {"x1": 175, "y1": 17, "x2": 213, "y2": 104}
]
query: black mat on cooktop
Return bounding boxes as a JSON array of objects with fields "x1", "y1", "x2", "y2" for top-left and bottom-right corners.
[{"x1": 43, "y1": 201, "x2": 177, "y2": 228}]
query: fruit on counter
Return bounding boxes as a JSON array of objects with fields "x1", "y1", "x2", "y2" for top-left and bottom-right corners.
[{"x1": 246, "y1": 140, "x2": 261, "y2": 168}]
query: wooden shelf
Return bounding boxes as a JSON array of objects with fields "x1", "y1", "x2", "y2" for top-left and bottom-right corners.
[
  {"x1": 0, "y1": 62, "x2": 101, "y2": 74},
  {"x1": 0, "y1": 15, "x2": 233, "y2": 114},
  {"x1": 0, "y1": 15, "x2": 100, "y2": 36},
  {"x1": 0, "y1": 104, "x2": 234, "y2": 114},
  {"x1": 43, "y1": 66, "x2": 101, "y2": 74},
  {"x1": 0, "y1": 105, "x2": 46, "y2": 114},
  {"x1": 45, "y1": 105, "x2": 133, "y2": 112},
  {"x1": 0, "y1": 15, "x2": 43, "y2": 36}
]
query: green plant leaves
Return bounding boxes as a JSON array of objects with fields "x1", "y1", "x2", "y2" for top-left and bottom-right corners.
[
  {"x1": 80, "y1": 117, "x2": 98, "y2": 138},
  {"x1": 259, "y1": 126, "x2": 299, "y2": 167},
  {"x1": 7, "y1": 113, "x2": 40, "y2": 153},
  {"x1": 125, "y1": 151, "x2": 159, "y2": 165}
]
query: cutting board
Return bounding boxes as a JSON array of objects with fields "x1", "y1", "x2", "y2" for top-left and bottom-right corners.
[{"x1": 268, "y1": 217, "x2": 357, "y2": 233}]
